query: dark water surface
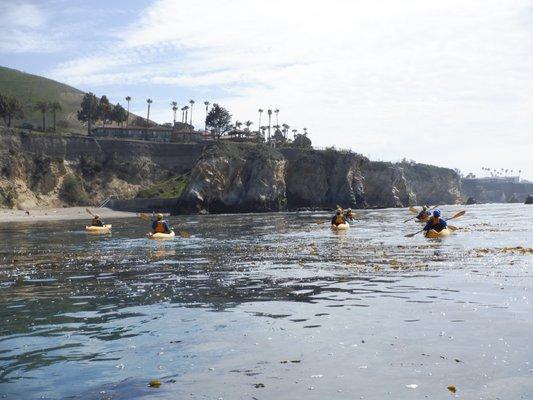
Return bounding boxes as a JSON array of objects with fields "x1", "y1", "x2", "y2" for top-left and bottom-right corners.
[{"x1": 0, "y1": 204, "x2": 532, "y2": 399}]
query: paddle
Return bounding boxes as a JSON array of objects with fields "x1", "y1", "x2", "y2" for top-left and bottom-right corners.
[
  {"x1": 137, "y1": 212, "x2": 152, "y2": 221},
  {"x1": 403, "y1": 205, "x2": 439, "y2": 223},
  {"x1": 404, "y1": 210, "x2": 466, "y2": 238},
  {"x1": 85, "y1": 208, "x2": 96, "y2": 217}
]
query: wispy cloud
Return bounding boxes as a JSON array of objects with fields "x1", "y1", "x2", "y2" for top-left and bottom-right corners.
[
  {"x1": 0, "y1": 2, "x2": 58, "y2": 53},
  {"x1": 22, "y1": 0, "x2": 533, "y2": 176}
]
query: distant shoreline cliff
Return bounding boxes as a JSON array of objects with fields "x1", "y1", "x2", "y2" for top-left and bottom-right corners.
[{"x1": 0, "y1": 128, "x2": 466, "y2": 213}]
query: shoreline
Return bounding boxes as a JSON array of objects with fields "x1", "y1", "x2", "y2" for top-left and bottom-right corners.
[{"x1": 0, "y1": 207, "x2": 137, "y2": 223}]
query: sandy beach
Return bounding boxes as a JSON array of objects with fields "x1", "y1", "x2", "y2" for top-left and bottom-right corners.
[{"x1": 0, "y1": 207, "x2": 137, "y2": 223}]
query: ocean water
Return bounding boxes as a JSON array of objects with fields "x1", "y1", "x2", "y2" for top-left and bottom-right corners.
[{"x1": 0, "y1": 203, "x2": 531, "y2": 399}]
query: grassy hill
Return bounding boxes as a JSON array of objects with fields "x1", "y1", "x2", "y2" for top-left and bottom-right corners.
[{"x1": 0, "y1": 66, "x2": 87, "y2": 133}]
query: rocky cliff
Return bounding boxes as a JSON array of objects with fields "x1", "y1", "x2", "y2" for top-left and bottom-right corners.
[
  {"x1": 0, "y1": 128, "x2": 202, "y2": 209},
  {"x1": 178, "y1": 142, "x2": 287, "y2": 213},
  {"x1": 1, "y1": 129, "x2": 463, "y2": 211},
  {"x1": 176, "y1": 142, "x2": 462, "y2": 213}
]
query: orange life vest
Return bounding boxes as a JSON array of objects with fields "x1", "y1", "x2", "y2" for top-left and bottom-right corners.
[
  {"x1": 335, "y1": 215, "x2": 344, "y2": 225},
  {"x1": 154, "y1": 221, "x2": 166, "y2": 233},
  {"x1": 429, "y1": 216, "x2": 440, "y2": 227}
]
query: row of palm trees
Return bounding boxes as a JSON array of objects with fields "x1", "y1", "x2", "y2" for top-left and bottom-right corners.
[
  {"x1": 34, "y1": 101, "x2": 62, "y2": 132},
  {"x1": 481, "y1": 167, "x2": 522, "y2": 178},
  {"x1": 124, "y1": 96, "x2": 309, "y2": 142}
]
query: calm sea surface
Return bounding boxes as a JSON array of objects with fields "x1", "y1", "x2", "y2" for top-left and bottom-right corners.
[{"x1": 0, "y1": 204, "x2": 532, "y2": 399}]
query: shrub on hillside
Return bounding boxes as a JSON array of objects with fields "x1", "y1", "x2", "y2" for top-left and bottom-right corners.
[
  {"x1": 60, "y1": 174, "x2": 88, "y2": 205},
  {"x1": 0, "y1": 185, "x2": 18, "y2": 208},
  {"x1": 79, "y1": 154, "x2": 102, "y2": 178}
]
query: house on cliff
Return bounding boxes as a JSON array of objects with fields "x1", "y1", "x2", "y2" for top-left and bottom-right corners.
[{"x1": 90, "y1": 122, "x2": 209, "y2": 143}]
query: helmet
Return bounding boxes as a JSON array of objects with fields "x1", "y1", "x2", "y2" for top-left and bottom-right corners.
[
  {"x1": 94, "y1": 214, "x2": 100, "y2": 219},
  {"x1": 157, "y1": 213, "x2": 163, "y2": 220},
  {"x1": 347, "y1": 208, "x2": 352, "y2": 212},
  {"x1": 433, "y1": 209, "x2": 441, "y2": 217},
  {"x1": 422, "y1": 205, "x2": 428, "y2": 211}
]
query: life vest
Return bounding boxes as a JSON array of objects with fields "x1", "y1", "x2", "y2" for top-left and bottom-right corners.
[
  {"x1": 335, "y1": 215, "x2": 344, "y2": 225},
  {"x1": 92, "y1": 218, "x2": 102, "y2": 226},
  {"x1": 154, "y1": 221, "x2": 166, "y2": 233},
  {"x1": 429, "y1": 216, "x2": 441, "y2": 227}
]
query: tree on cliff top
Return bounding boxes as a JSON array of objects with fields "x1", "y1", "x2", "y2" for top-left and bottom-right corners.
[
  {"x1": 0, "y1": 94, "x2": 24, "y2": 127},
  {"x1": 292, "y1": 133, "x2": 312, "y2": 148},
  {"x1": 206, "y1": 103, "x2": 232, "y2": 139},
  {"x1": 98, "y1": 95, "x2": 111, "y2": 128},
  {"x1": 111, "y1": 103, "x2": 127, "y2": 127},
  {"x1": 49, "y1": 101, "x2": 62, "y2": 132},
  {"x1": 77, "y1": 92, "x2": 99, "y2": 134},
  {"x1": 34, "y1": 101, "x2": 49, "y2": 132}
]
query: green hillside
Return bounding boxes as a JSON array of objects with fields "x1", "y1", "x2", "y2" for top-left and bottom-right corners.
[{"x1": 0, "y1": 66, "x2": 86, "y2": 133}]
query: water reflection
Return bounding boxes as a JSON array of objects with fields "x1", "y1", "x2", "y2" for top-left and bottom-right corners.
[{"x1": 0, "y1": 204, "x2": 532, "y2": 399}]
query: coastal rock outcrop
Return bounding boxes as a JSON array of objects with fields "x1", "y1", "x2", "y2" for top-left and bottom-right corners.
[
  {"x1": 177, "y1": 142, "x2": 287, "y2": 213},
  {"x1": 281, "y1": 148, "x2": 366, "y2": 208},
  {"x1": 360, "y1": 162, "x2": 415, "y2": 208}
]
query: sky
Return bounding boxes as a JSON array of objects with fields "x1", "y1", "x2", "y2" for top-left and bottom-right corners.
[{"x1": 1, "y1": 0, "x2": 532, "y2": 180}]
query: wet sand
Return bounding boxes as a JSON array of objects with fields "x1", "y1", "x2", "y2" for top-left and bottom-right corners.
[{"x1": 0, "y1": 206, "x2": 136, "y2": 223}]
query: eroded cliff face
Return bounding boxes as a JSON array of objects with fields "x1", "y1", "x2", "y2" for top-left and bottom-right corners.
[
  {"x1": 0, "y1": 130, "x2": 192, "y2": 209},
  {"x1": 176, "y1": 143, "x2": 462, "y2": 213},
  {"x1": 1, "y1": 129, "x2": 462, "y2": 211},
  {"x1": 281, "y1": 148, "x2": 366, "y2": 208},
  {"x1": 178, "y1": 142, "x2": 287, "y2": 213}
]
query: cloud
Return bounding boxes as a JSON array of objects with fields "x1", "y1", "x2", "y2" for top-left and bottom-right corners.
[
  {"x1": 47, "y1": 0, "x2": 533, "y2": 178},
  {"x1": 0, "y1": 1, "x2": 63, "y2": 53}
]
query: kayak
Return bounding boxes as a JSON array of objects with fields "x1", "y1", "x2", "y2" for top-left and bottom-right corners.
[
  {"x1": 85, "y1": 224, "x2": 112, "y2": 233},
  {"x1": 415, "y1": 216, "x2": 429, "y2": 223},
  {"x1": 425, "y1": 228, "x2": 451, "y2": 238},
  {"x1": 147, "y1": 230, "x2": 176, "y2": 240},
  {"x1": 331, "y1": 223, "x2": 350, "y2": 231}
]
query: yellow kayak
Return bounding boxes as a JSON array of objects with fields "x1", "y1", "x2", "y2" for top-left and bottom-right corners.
[
  {"x1": 425, "y1": 228, "x2": 451, "y2": 238},
  {"x1": 415, "y1": 216, "x2": 429, "y2": 223},
  {"x1": 147, "y1": 230, "x2": 176, "y2": 240},
  {"x1": 85, "y1": 224, "x2": 112, "y2": 233},
  {"x1": 331, "y1": 223, "x2": 350, "y2": 231}
]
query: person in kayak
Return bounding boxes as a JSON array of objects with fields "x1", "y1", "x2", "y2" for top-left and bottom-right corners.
[
  {"x1": 91, "y1": 215, "x2": 104, "y2": 227},
  {"x1": 345, "y1": 208, "x2": 356, "y2": 223},
  {"x1": 152, "y1": 213, "x2": 172, "y2": 234},
  {"x1": 331, "y1": 208, "x2": 346, "y2": 226},
  {"x1": 417, "y1": 205, "x2": 431, "y2": 220},
  {"x1": 423, "y1": 209, "x2": 447, "y2": 233}
]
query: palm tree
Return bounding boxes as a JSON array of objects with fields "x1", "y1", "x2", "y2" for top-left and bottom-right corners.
[
  {"x1": 244, "y1": 120, "x2": 253, "y2": 132},
  {"x1": 258, "y1": 109, "x2": 263, "y2": 133},
  {"x1": 282, "y1": 123, "x2": 289, "y2": 138},
  {"x1": 34, "y1": 101, "x2": 48, "y2": 131},
  {"x1": 189, "y1": 100, "x2": 195, "y2": 125},
  {"x1": 49, "y1": 101, "x2": 62, "y2": 132},
  {"x1": 171, "y1": 101, "x2": 178, "y2": 125},
  {"x1": 267, "y1": 109, "x2": 272, "y2": 143},
  {"x1": 204, "y1": 101, "x2": 210, "y2": 131},
  {"x1": 292, "y1": 129, "x2": 297, "y2": 140},
  {"x1": 146, "y1": 99, "x2": 153, "y2": 127},
  {"x1": 125, "y1": 96, "x2": 131, "y2": 126},
  {"x1": 184, "y1": 105, "x2": 189, "y2": 124},
  {"x1": 274, "y1": 109, "x2": 279, "y2": 126},
  {"x1": 303, "y1": 127, "x2": 308, "y2": 135},
  {"x1": 260, "y1": 126, "x2": 267, "y2": 139}
]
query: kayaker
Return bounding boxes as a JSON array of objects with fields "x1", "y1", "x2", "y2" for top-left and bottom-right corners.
[
  {"x1": 423, "y1": 209, "x2": 447, "y2": 233},
  {"x1": 331, "y1": 208, "x2": 346, "y2": 226},
  {"x1": 345, "y1": 208, "x2": 356, "y2": 223},
  {"x1": 152, "y1": 213, "x2": 172, "y2": 234},
  {"x1": 417, "y1": 205, "x2": 431, "y2": 220},
  {"x1": 91, "y1": 214, "x2": 104, "y2": 227}
]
